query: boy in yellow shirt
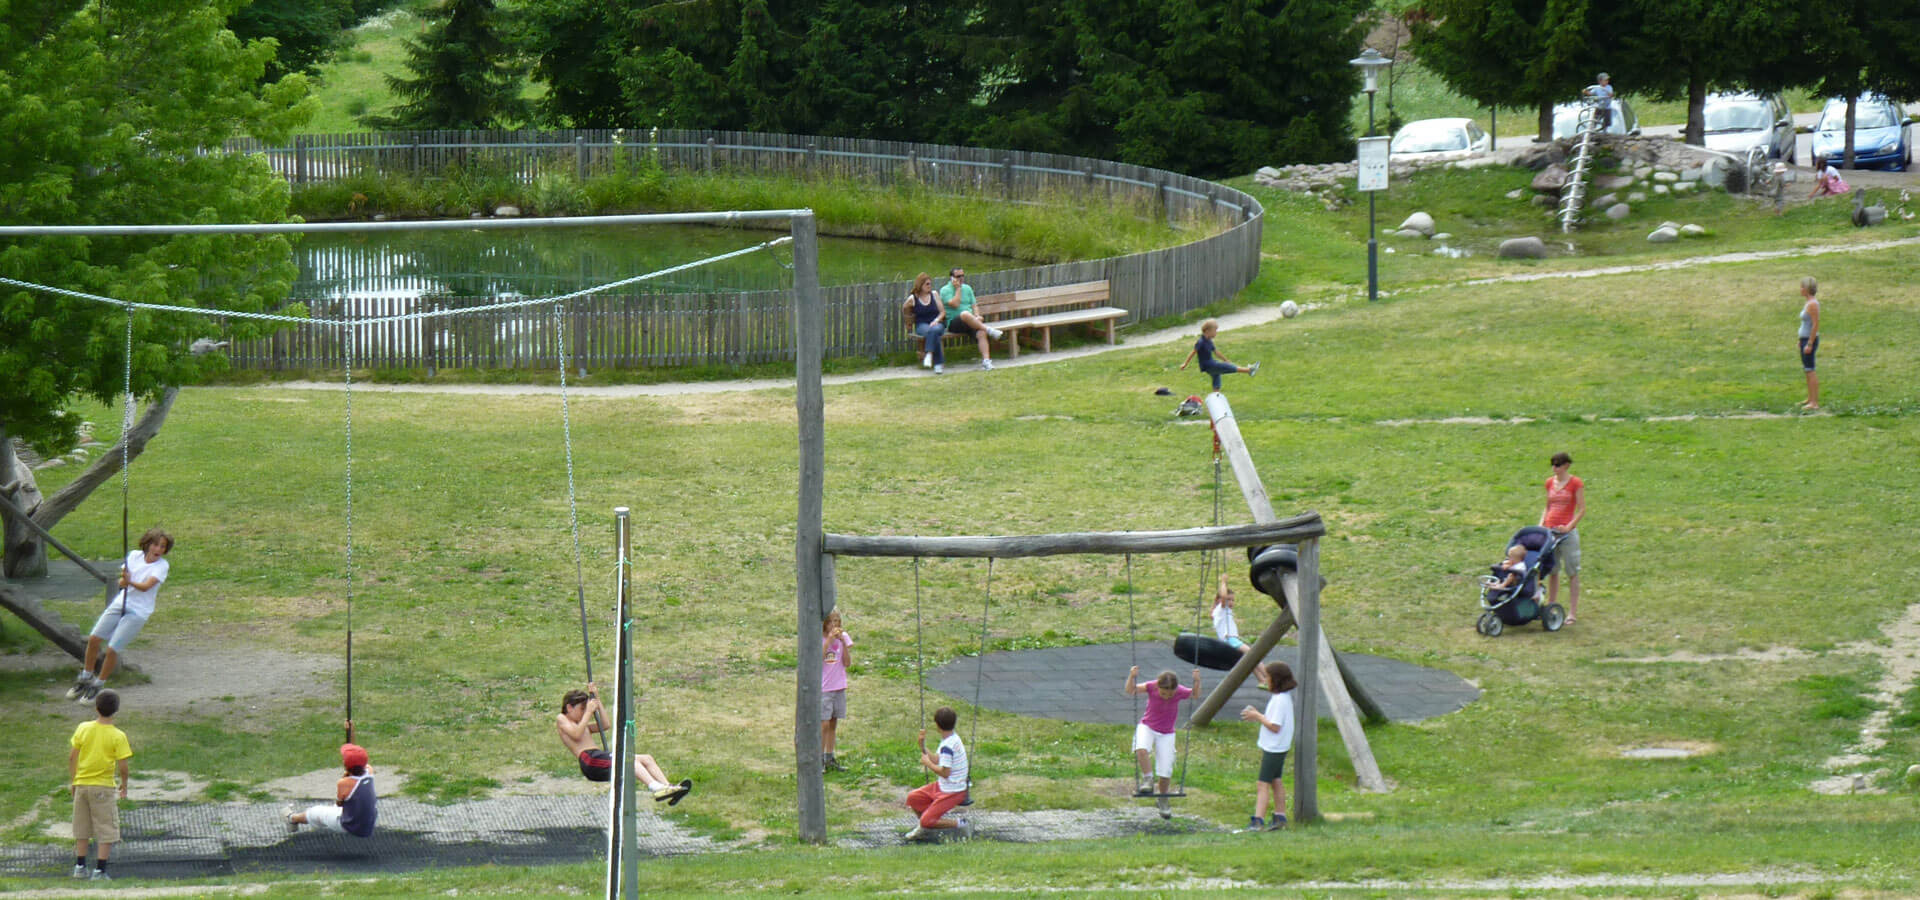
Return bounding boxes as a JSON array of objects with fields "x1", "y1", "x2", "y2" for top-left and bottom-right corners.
[{"x1": 69, "y1": 689, "x2": 132, "y2": 881}]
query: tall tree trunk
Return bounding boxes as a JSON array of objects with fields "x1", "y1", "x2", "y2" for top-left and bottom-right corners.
[
  {"x1": 0, "y1": 426, "x2": 49, "y2": 579},
  {"x1": 1843, "y1": 96, "x2": 1857, "y2": 169},
  {"x1": 1684, "y1": 72, "x2": 1706, "y2": 146},
  {"x1": 1537, "y1": 101, "x2": 1554, "y2": 143},
  {"x1": 0, "y1": 387, "x2": 179, "y2": 578}
]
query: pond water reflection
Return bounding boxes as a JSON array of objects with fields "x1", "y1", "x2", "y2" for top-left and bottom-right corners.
[{"x1": 292, "y1": 223, "x2": 1020, "y2": 302}]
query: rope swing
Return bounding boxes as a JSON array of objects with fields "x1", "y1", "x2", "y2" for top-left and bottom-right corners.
[
  {"x1": 554, "y1": 304, "x2": 606, "y2": 750},
  {"x1": 342, "y1": 323, "x2": 357, "y2": 745}
]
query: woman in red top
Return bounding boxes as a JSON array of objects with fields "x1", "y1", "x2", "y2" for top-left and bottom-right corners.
[{"x1": 1540, "y1": 452, "x2": 1585, "y2": 623}]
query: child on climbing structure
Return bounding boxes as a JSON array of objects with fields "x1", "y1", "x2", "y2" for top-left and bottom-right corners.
[
  {"x1": 820, "y1": 609, "x2": 854, "y2": 772},
  {"x1": 555, "y1": 683, "x2": 691, "y2": 804},
  {"x1": 68, "y1": 528, "x2": 172, "y2": 703},
  {"x1": 69, "y1": 688, "x2": 131, "y2": 881},
  {"x1": 1212, "y1": 573, "x2": 1250, "y2": 656},
  {"x1": 1239, "y1": 660, "x2": 1297, "y2": 831},
  {"x1": 1179, "y1": 319, "x2": 1258, "y2": 391},
  {"x1": 285, "y1": 740, "x2": 379, "y2": 838},
  {"x1": 903, "y1": 706, "x2": 970, "y2": 842},
  {"x1": 1126, "y1": 666, "x2": 1198, "y2": 818}
]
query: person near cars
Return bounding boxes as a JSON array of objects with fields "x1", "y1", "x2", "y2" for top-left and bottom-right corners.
[
  {"x1": 1797, "y1": 276, "x2": 1821, "y2": 410},
  {"x1": 1581, "y1": 73, "x2": 1614, "y2": 131},
  {"x1": 1809, "y1": 156, "x2": 1850, "y2": 197}
]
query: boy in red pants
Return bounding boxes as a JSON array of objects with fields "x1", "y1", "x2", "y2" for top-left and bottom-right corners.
[{"x1": 903, "y1": 706, "x2": 970, "y2": 842}]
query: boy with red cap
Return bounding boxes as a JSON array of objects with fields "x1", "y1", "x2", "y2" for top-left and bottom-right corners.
[{"x1": 285, "y1": 739, "x2": 378, "y2": 837}]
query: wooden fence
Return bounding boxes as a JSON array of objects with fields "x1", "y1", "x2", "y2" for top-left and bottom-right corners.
[{"x1": 223, "y1": 130, "x2": 1264, "y2": 371}]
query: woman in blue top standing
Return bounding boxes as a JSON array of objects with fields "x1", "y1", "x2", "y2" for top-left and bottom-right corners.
[{"x1": 1798, "y1": 276, "x2": 1821, "y2": 410}]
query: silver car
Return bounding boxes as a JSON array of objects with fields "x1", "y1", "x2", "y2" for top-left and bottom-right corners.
[
  {"x1": 1702, "y1": 92, "x2": 1795, "y2": 160},
  {"x1": 1552, "y1": 98, "x2": 1639, "y2": 140}
]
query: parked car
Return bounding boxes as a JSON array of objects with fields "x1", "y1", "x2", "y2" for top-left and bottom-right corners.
[
  {"x1": 1551, "y1": 97, "x2": 1639, "y2": 140},
  {"x1": 1388, "y1": 117, "x2": 1492, "y2": 160},
  {"x1": 1701, "y1": 91, "x2": 1796, "y2": 160},
  {"x1": 1810, "y1": 94, "x2": 1911, "y2": 170}
]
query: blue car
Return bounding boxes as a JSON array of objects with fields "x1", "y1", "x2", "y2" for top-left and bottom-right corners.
[{"x1": 1810, "y1": 95, "x2": 1912, "y2": 171}]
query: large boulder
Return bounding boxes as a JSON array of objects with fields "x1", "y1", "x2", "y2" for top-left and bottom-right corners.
[
  {"x1": 1680, "y1": 224, "x2": 1707, "y2": 237},
  {"x1": 1397, "y1": 211, "x2": 1436, "y2": 237},
  {"x1": 1594, "y1": 174, "x2": 1636, "y2": 191},
  {"x1": 1498, "y1": 236, "x2": 1548, "y2": 259},
  {"x1": 1531, "y1": 163, "x2": 1571, "y2": 193},
  {"x1": 1647, "y1": 225, "x2": 1679, "y2": 243},
  {"x1": 1700, "y1": 157, "x2": 1731, "y2": 189},
  {"x1": 1511, "y1": 142, "x2": 1564, "y2": 170}
]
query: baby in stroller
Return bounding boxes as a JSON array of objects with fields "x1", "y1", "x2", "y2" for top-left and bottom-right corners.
[{"x1": 1475, "y1": 526, "x2": 1568, "y2": 636}]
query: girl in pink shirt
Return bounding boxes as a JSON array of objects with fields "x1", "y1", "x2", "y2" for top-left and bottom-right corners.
[
  {"x1": 820, "y1": 610, "x2": 853, "y2": 772},
  {"x1": 1125, "y1": 666, "x2": 1198, "y2": 817}
]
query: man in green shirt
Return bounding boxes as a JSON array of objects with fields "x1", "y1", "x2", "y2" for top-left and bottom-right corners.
[{"x1": 938, "y1": 268, "x2": 1005, "y2": 370}]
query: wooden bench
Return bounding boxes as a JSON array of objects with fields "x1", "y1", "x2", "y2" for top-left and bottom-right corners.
[{"x1": 963, "y1": 280, "x2": 1124, "y2": 357}]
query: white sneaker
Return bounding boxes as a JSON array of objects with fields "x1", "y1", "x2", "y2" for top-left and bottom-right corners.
[
  {"x1": 921, "y1": 352, "x2": 932, "y2": 368},
  {"x1": 981, "y1": 359, "x2": 994, "y2": 370},
  {"x1": 90, "y1": 870, "x2": 110, "y2": 881},
  {"x1": 72, "y1": 864, "x2": 87, "y2": 879},
  {"x1": 903, "y1": 825, "x2": 926, "y2": 842},
  {"x1": 987, "y1": 327, "x2": 1005, "y2": 340},
  {"x1": 284, "y1": 804, "x2": 299, "y2": 833},
  {"x1": 933, "y1": 364, "x2": 943, "y2": 374},
  {"x1": 1249, "y1": 361, "x2": 1260, "y2": 377}
]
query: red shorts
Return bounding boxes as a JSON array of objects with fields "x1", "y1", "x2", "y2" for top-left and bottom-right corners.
[{"x1": 906, "y1": 782, "x2": 966, "y2": 827}]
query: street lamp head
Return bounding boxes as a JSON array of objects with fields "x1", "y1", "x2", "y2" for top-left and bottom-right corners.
[{"x1": 1349, "y1": 47, "x2": 1390, "y2": 95}]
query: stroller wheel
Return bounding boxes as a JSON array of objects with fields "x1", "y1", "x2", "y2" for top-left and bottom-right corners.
[
  {"x1": 1541, "y1": 603, "x2": 1567, "y2": 632},
  {"x1": 1477, "y1": 611, "x2": 1500, "y2": 637}
]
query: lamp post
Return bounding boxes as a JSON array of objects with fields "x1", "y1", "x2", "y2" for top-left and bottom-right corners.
[{"x1": 1350, "y1": 48, "x2": 1392, "y2": 302}]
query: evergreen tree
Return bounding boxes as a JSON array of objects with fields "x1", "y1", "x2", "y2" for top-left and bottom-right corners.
[
  {"x1": 971, "y1": 0, "x2": 1371, "y2": 175},
  {"x1": 369, "y1": 0, "x2": 527, "y2": 129},
  {"x1": 1611, "y1": 0, "x2": 1804, "y2": 146},
  {"x1": 228, "y1": 0, "x2": 356, "y2": 81},
  {"x1": 1409, "y1": 0, "x2": 1606, "y2": 141}
]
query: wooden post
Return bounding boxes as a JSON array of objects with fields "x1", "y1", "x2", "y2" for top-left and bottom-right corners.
[
  {"x1": 792, "y1": 212, "x2": 827, "y2": 843},
  {"x1": 1199, "y1": 392, "x2": 1388, "y2": 795},
  {"x1": 1293, "y1": 536, "x2": 1322, "y2": 823}
]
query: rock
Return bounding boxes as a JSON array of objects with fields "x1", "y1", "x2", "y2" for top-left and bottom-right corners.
[
  {"x1": 1700, "y1": 157, "x2": 1731, "y2": 188},
  {"x1": 1256, "y1": 166, "x2": 1283, "y2": 180},
  {"x1": 1530, "y1": 193, "x2": 1556, "y2": 207},
  {"x1": 1906, "y1": 764, "x2": 1920, "y2": 791},
  {"x1": 1397, "y1": 212, "x2": 1436, "y2": 236},
  {"x1": 1672, "y1": 181, "x2": 1696, "y2": 194},
  {"x1": 1680, "y1": 166, "x2": 1704, "y2": 182},
  {"x1": 1498, "y1": 236, "x2": 1548, "y2": 259},
  {"x1": 1680, "y1": 224, "x2": 1707, "y2": 237},
  {"x1": 493, "y1": 205, "x2": 522, "y2": 217},
  {"x1": 39, "y1": 458, "x2": 65, "y2": 469},
  {"x1": 1627, "y1": 191, "x2": 1647, "y2": 202},
  {"x1": 1605, "y1": 203, "x2": 1631, "y2": 221},
  {"x1": 1506, "y1": 188, "x2": 1527, "y2": 200},
  {"x1": 1634, "y1": 166, "x2": 1654, "y2": 178},
  {"x1": 1595, "y1": 174, "x2": 1636, "y2": 191},
  {"x1": 1594, "y1": 192, "x2": 1618, "y2": 208},
  {"x1": 1648, "y1": 226, "x2": 1679, "y2": 243},
  {"x1": 1652, "y1": 171, "x2": 1679, "y2": 183},
  {"x1": 1654, "y1": 184, "x2": 1671, "y2": 195},
  {"x1": 470, "y1": 212, "x2": 485, "y2": 218},
  {"x1": 1432, "y1": 232, "x2": 1452, "y2": 241},
  {"x1": 1512, "y1": 142, "x2": 1563, "y2": 170},
  {"x1": 1853, "y1": 204, "x2": 1888, "y2": 227},
  {"x1": 1659, "y1": 221, "x2": 1680, "y2": 230},
  {"x1": 1394, "y1": 229, "x2": 1428, "y2": 239},
  {"x1": 1532, "y1": 164, "x2": 1570, "y2": 193}
]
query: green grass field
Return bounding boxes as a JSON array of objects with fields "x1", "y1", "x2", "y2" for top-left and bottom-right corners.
[{"x1": 4, "y1": 150, "x2": 1919, "y2": 895}]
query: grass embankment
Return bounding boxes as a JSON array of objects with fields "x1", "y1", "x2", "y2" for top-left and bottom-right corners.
[{"x1": 4, "y1": 202, "x2": 1919, "y2": 895}]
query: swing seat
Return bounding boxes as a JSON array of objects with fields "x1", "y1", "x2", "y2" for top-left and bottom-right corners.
[{"x1": 1174, "y1": 633, "x2": 1243, "y2": 671}]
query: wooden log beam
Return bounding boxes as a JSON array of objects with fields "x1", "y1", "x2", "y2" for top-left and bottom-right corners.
[
  {"x1": 0, "y1": 489, "x2": 113, "y2": 586},
  {"x1": 824, "y1": 517, "x2": 1323, "y2": 560}
]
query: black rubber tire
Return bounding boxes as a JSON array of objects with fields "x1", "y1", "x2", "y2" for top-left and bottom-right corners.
[
  {"x1": 1484, "y1": 615, "x2": 1503, "y2": 637},
  {"x1": 1542, "y1": 603, "x2": 1567, "y2": 632},
  {"x1": 1476, "y1": 612, "x2": 1496, "y2": 636}
]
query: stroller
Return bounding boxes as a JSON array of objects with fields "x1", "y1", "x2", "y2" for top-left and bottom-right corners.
[{"x1": 1475, "y1": 526, "x2": 1567, "y2": 636}]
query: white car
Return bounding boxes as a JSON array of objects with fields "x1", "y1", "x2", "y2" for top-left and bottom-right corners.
[
  {"x1": 1388, "y1": 117, "x2": 1492, "y2": 161},
  {"x1": 1701, "y1": 92, "x2": 1795, "y2": 160}
]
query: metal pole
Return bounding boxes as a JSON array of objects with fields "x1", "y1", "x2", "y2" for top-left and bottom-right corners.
[
  {"x1": 606, "y1": 507, "x2": 636, "y2": 900},
  {"x1": 792, "y1": 211, "x2": 828, "y2": 843},
  {"x1": 1366, "y1": 91, "x2": 1378, "y2": 302}
]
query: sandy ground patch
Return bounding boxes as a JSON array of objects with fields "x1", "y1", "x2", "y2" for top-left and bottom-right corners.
[{"x1": 15, "y1": 634, "x2": 339, "y2": 715}]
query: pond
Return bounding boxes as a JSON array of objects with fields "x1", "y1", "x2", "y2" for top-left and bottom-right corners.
[{"x1": 292, "y1": 223, "x2": 1021, "y2": 301}]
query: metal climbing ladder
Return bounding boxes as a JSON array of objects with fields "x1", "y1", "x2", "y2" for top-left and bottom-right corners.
[{"x1": 1558, "y1": 100, "x2": 1606, "y2": 233}]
